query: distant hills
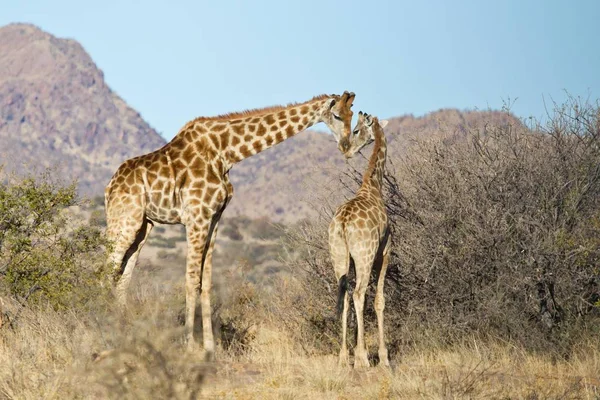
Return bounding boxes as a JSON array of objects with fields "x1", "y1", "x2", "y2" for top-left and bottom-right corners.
[{"x1": 0, "y1": 23, "x2": 519, "y2": 223}]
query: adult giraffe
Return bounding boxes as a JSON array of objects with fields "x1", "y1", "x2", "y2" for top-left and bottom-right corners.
[{"x1": 105, "y1": 92, "x2": 355, "y2": 359}]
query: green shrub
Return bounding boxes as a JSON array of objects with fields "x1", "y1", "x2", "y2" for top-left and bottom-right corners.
[{"x1": 0, "y1": 168, "x2": 110, "y2": 310}]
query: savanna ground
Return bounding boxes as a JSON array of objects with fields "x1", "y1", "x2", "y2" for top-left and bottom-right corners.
[{"x1": 2, "y1": 98, "x2": 600, "y2": 399}]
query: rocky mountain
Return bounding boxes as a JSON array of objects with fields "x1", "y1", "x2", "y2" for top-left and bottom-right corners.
[
  {"x1": 0, "y1": 24, "x2": 520, "y2": 224},
  {"x1": 0, "y1": 23, "x2": 165, "y2": 194}
]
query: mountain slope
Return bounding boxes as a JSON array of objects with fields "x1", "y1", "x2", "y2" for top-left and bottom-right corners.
[{"x1": 0, "y1": 23, "x2": 166, "y2": 194}]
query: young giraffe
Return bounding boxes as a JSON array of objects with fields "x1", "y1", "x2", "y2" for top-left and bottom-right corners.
[
  {"x1": 105, "y1": 92, "x2": 355, "y2": 359},
  {"x1": 329, "y1": 111, "x2": 390, "y2": 368}
]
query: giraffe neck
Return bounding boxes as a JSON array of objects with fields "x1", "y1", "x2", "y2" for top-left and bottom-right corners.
[
  {"x1": 361, "y1": 125, "x2": 387, "y2": 193},
  {"x1": 187, "y1": 96, "x2": 331, "y2": 169}
]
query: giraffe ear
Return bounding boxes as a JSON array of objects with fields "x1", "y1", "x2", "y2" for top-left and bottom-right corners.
[
  {"x1": 379, "y1": 120, "x2": 389, "y2": 129},
  {"x1": 328, "y1": 98, "x2": 336, "y2": 109}
]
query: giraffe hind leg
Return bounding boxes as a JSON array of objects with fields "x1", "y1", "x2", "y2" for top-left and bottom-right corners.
[
  {"x1": 373, "y1": 236, "x2": 391, "y2": 367},
  {"x1": 352, "y1": 256, "x2": 372, "y2": 369},
  {"x1": 115, "y1": 218, "x2": 153, "y2": 305},
  {"x1": 105, "y1": 206, "x2": 148, "y2": 306},
  {"x1": 329, "y1": 223, "x2": 351, "y2": 366}
]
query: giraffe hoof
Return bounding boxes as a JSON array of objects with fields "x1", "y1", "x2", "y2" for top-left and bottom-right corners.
[
  {"x1": 200, "y1": 349, "x2": 215, "y2": 362},
  {"x1": 338, "y1": 353, "x2": 350, "y2": 368},
  {"x1": 353, "y1": 355, "x2": 371, "y2": 369}
]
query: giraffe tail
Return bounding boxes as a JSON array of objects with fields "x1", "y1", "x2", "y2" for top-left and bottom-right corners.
[{"x1": 336, "y1": 274, "x2": 349, "y2": 318}]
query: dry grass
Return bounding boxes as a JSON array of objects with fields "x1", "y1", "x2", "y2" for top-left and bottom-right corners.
[{"x1": 1, "y1": 282, "x2": 599, "y2": 400}]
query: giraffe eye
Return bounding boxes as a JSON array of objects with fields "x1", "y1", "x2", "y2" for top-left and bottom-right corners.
[
  {"x1": 333, "y1": 114, "x2": 342, "y2": 121},
  {"x1": 353, "y1": 130, "x2": 359, "y2": 135}
]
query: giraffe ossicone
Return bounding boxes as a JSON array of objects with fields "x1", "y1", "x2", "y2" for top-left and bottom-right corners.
[
  {"x1": 104, "y1": 91, "x2": 355, "y2": 360},
  {"x1": 329, "y1": 111, "x2": 391, "y2": 368}
]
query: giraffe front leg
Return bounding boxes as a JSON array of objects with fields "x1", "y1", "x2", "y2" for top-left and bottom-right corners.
[
  {"x1": 375, "y1": 242, "x2": 390, "y2": 368},
  {"x1": 199, "y1": 219, "x2": 219, "y2": 361},
  {"x1": 184, "y1": 219, "x2": 211, "y2": 353}
]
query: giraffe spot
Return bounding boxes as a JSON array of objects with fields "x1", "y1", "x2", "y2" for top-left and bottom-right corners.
[
  {"x1": 232, "y1": 124, "x2": 245, "y2": 135},
  {"x1": 187, "y1": 197, "x2": 202, "y2": 207},
  {"x1": 301, "y1": 116, "x2": 309, "y2": 125},
  {"x1": 278, "y1": 120, "x2": 287, "y2": 128},
  {"x1": 285, "y1": 125, "x2": 295, "y2": 137},
  {"x1": 230, "y1": 119, "x2": 242, "y2": 125},
  {"x1": 209, "y1": 133, "x2": 221, "y2": 148},
  {"x1": 252, "y1": 141, "x2": 263, "y2": 153},
  {"x1": 212, "y1": 123, "x2": 227, "y2": 131},
  {"x1": 357, "y1": 220, "x2": 366, "y2": 229},
  {"x1": 220, "y1": 130, "x2": 230, "y2": 147},
  {"x1": 289, "y1": 108, "x2": 298, "y2": 116},
  {"x1": 239, "y1": 144, "x2": 252, "y2": 158},
  {"x1": 290, "y1": 115, "x2": 300, "y2": 123},
  {"x1": 226, "y1": 150, "x2": 240, "y2": 162},
  {"x1": 195, "y1": 125, "x2": 206, "y2": 134},
  {"x1": 300, "y1": 105, "x2": 309, "y2": 114},
  {"x1": 125, "y1": 174, "x2": 135, "y2": 186},
  {"x1": 257, "y1": 124, "x2": 267, "y2": 136},
  {"x1": 172, "y1": 159, "x2": 186, "y2": 171},
  {"x1": 231, "y1": 136, "x2": 241, "y2": 146},
  {"x1": 264, "y1": 114, "x2": 276, "y2": 125},
  {"x1": 206, "y1": 171, "x2": 220, "y2": 184},
  {"x1": 248, "y1": 124, "x2": 256, "y2": 132},
  {"x1": 250, "y1": 117, "x2": 261, "y2": 124},
  {"x1": 265, "y1": 136, "x2": 274, "y2": 146},
  {"x1": 244, "y1": 135, "x2": 253, "y2": 142},
  {"x1": 358, "y1": 210, "x2": 368, "y2": 219},
  {"x1": 184, "y1": 130, "x2": 195, "y2": 143},
  {"x1": 171, "y1": 138, "x2": 186, "y2": 150},
  {"x1": 149, "y1": 162, "x2": 160, "y2": 173},
  {"x1": 312, "y1": 103, "x2": 319, "y2": 110},
  {"x1": 203, "y1": 189, "x2": 215, "y2": 203},
  {"x1": 205, "y1": 121, "x2": 214, "y2": 128},
  {"x1": 154, "y1": 181, "x2": 164, "y2": 191},
  {"x1": 183, "y1": 145, "x2": 195, "y2": 161},
  {"x1": 277, "y1": 110, "x2": 287, "y2": 119},
  {"x1": 159, "y1": 166, "x2": 170, "y2": 177},
  {"x1": 270, "y1": 124, "x2": 278, "y2": 132},
  {"x1": 275, "y1": 132, "x2": 284, "y2": 142}
]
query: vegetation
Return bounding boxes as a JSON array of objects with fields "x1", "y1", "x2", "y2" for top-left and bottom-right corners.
[
  {"x1": 0, "y1": 169, "x2": 110, "y2": 312},
  {"x1": 1, "y1": 98, "x2": 599, "y2": 398},
  {"x1": 279, "y1": 97, "x2": 600, "y2": 358}
]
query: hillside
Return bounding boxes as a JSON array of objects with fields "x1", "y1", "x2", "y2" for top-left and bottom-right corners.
[
  {"x1": 0, "y1": 23, "x2": 166, "y2": 194},
  {"x1": 0, "y1": 23, "x2": 520, "y2": 223}
]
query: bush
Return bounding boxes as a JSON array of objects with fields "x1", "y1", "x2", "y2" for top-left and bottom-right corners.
[
  {"x1": 279, "y1": 98, "x2": 600, "y2": 356},
  {"x1": 0, "y1": 168, "x2": 110, "y2": 311}
]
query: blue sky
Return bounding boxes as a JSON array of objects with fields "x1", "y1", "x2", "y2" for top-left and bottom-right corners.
[{"x1": 2, "y1": 0, "x2": 599, "y2": 140}]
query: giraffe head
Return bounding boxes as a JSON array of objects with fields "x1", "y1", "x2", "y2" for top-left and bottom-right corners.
[
  {"x1": 343, "y1": 111, "x2": 388, "y2": 159},
  {"x1": 319, "y1": 91, "x2": 355, "y2": 153}
]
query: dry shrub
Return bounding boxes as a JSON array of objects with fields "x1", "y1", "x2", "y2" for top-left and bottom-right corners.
[
  {"x1": 276, "y1": 97, "x2": 600, "y2": 357},
  {"x1": 0, "y1": 285, "x2": 207, "y2": 399},
  {"x1": 213, "y1": 262, "x2": 264, "y2": 356}
]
